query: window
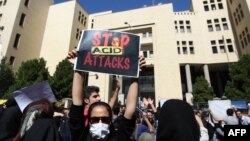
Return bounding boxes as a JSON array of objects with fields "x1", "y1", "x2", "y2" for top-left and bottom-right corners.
[
  {"x1": 143, "y1": 51, "x2": 147, "y2": 58},
  {"x1": 223, "y1": 23, "x2": 228, "y2": 30},
  {"x1": 187, "y1": 26, "x2": 191, "y2": 33},
  {"x1": 79, "y1": 31, "x2": 82, "y2": 40},
  {"x1": 241, "y1": 40, "x2": 245, "y2": 48},
  {"x1": 245, "y1": 27, "x2": 250, "y2": 43},
  {"x1": 211, "y1": 40, "x2": 218, "y2": 54},
  {"x1": 0, "y1": 1, "x2": 2, "y2": 6},
  {"x1": 149, "y1": 51, "x2": 154, "y2": 58},
  {"x1": 226, "y1": 39, "x2": 234, "y2": 52},
  {"x1": 234, "y1": 13, "x2": 238, "y2": 25},
  {"x1": 84, "y1": 17, "x2": 87, "y2": 26},
  {"x1": 180, "y1": 26, "x2": 185, "y2": 33},
  {"x1": 182, "y1": 41, "x2": 186, "y2": 45},
  {"x1": 13, "y1": 33, "x2": 21, "y2": 48},
  {"x1": 24, "y1": 0, "x2": 29, "y2": 7},
  {"x1": 177, "y1": 47, "x2": 181, "y2": 54},
  {"x1": 239, "y1": 34, "x2": 245, "y2": 48},
  {"x1": 218, "y1": 0, "x2": 223, "y2": 9},
  {"x1": 175, "y1": 26, "x2": 178, "y2": 33},
  {"x1": 221, "y1": 18, "x2": 228, "y2": 30},
  {"x1": 183, "y1": 47, "x2": 187, "y2": 54},
  {"x1": 9, "y1": 56, "x2": 15, "y2": 65},
  {"x1": 189, "y1": 41, "x2": 193, "y2": 46},
  {"x1": 3, "y1": 0, "x2": 7, "y2": 5},
  {"x1": 211, "y1": 4, "x2": 216, "y2": 10},
  {"x1": 212, "y1": 46, "x2": 218, "y2": 53},
  {"x1": 207, "y1": 20, "x2": 212, "y2": 24},
  {"x1": 81, "y1": 15, "x2": 84, "y2": 24},
  {"x1": 211, "y1": 40, "x2": 216, "y2": 45},
  {"x1": 220, "y1": 46, "x2": 225, "y2": 53},
  {"x1": 228, "y1": 45, "x2": 234, "y2": 52},
  {"x1": 78, "y1": 11, "x2": 81, "y2": 22},
  {"x1": 148, "y1": 32, "x2": 152, "y2": 37},
  {"x1": 0, "y1": 14, "x2": 2, "y2": 21},
  {"x1": 0, "y1": 26, "x2": 4, "y2": 31},
  {"x1": 215, "y1": 24, "x2": 221, "y2": 31},
  {"x1": 247, "y1": 34, "x2": 250, "y2": 44},
  {"x1": 19, "y1": 13, "x2": 26, "y2": 27},
  {"x1": 219, "y1": 39, "x2": 224, "y2": 45},
  {"x1": 76, "y1": 28, "x2": 79, "y2": 39},
  {"x1": 204, "y1": 5, "x2": 209, "y2": 11},
  {"x1": 208, "y1": 25, "x2": 213, "y2": 32},
  {"x1": 207, "y1": 20, "x2": 213, "y2": 32},
  {"x1": 226, "y1": 39, "x2": 232, "y2": 44},
  {"x1": 239, "y1": 4, "x2": 244, "y2": 18},
  {"x1": 189, "y1": 47, "x2": 194, "y2": 54}
]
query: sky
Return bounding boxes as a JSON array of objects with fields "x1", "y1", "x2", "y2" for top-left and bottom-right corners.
[{"x1": 54, "y1": 0, "x2": 191, "y2": 14}]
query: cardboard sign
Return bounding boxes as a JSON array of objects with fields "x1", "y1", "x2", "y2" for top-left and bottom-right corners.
[
  {"x1": 208, "y1": 100, "x2": 231, "y2": 120},
  {"x1": 75, "y1": 30, "x2": 140, "y2": 77},
  {"x1": 13, "y1": 81, "x2": 57, "y2": 112}
]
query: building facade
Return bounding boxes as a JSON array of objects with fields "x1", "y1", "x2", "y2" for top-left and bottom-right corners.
[
  {"x1": 0, "y1": 0, "x2": 52, "y2": 71},
  {"x1": 1, "y1": 0, "x2": 248, "y2": 104},
  {"x1": 227, "y1": 0, "x2": 250, "y2": 55}
]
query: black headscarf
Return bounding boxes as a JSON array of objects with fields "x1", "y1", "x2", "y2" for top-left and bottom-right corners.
[{"x1": 157, "y1": 99, "x2": 200, "y2": 141}]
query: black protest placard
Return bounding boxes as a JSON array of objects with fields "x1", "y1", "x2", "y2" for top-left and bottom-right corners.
[{"x1": 75, "y1": 30, "x2": 140, "y2": 77}]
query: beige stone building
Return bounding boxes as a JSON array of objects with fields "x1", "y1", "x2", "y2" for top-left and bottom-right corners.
[
  {"x1": 0, "y1": 0, "x2": 52, "y2": 71},
  {"x1": 227, "y1": 0, "x2": 250, "y2": 55},
  {"x1": 0, "y1": 0, "x2": 248, "y2": 104}
]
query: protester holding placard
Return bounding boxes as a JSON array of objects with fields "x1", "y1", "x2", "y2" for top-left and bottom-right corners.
[{"x1": 68, "y1": 48, "x2": 146, "y2": 141}]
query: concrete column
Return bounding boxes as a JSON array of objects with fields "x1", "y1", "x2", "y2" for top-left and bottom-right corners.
[
  {"x1": 216, "y1": 72, "x2": 223, "y2": 96},
  {"x1": 118, "y1": 75, "x2": 123, "y2": 94},
  {"x1": 185, "y1": 64, "x2": 192, "y2": 93},
  {"x1": 203, "y1": 64, "x2": 211, "y2": 87}
]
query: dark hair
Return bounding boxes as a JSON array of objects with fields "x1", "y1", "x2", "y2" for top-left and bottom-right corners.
[
  {"x1": 112, "y1": 106, "x2": 120, "y2": 115},
  {"x1": 88, "y1": 102, "x2": 114, "y2": 132},
  {"x1": 88, "y1": 102, "x2": 112, "y2": 119},
  {"x1": 13, "y1": 98, "x2": 53, "y2": 141},
  {"x1": 84, "y1": 85, "x2": 100, "y2": 99},
  {"x1": 226, "y1": 108, "x2": 234, "y2": 116},
  {"x1": 23, "y1": 98, "x2": 54, "y2": 119}
]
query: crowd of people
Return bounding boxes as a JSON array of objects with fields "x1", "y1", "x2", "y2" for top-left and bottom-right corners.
[{"x1": 0, "y1": 50, "x2": 249, "y2": 141}]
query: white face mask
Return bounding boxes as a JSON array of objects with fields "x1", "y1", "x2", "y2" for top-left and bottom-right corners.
[{"x1": 90, "y1": 122, "x2": 110, "y2": 140}]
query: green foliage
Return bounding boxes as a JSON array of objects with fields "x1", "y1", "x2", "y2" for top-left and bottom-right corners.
[
  {"x1": 50, "y1": 59, "x2": 73, "y2": 99},
  {"x1": 0, "y1": 57, "x2": 15, "y2": 98},
  {"x1": 4, "y1": 58, "x2": 50, "y2": 98},
  {"x1": 224, "y1": 54, "x2": 250, "y2": 100},
  {"x1": 192, "y1": 76, "x2": 214, "y2": 102}
]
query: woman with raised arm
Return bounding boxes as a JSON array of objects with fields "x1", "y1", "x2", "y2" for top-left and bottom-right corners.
[{"x1": 67, "y1": 50, "x2": 146, "y2": 141}]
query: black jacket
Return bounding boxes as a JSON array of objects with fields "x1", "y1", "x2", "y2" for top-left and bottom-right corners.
[{"x1": 69, "y1": 104, "x2": 135, "y2": 141}]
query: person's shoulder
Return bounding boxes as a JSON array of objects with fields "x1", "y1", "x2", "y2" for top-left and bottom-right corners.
[{"x1": 33, "y1": 118, "x2": 57, "y2": 129}]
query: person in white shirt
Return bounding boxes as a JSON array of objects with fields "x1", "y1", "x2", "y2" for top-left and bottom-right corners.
[{"x1": 236, "y1": 110, "x2": 250, "y2": 125}]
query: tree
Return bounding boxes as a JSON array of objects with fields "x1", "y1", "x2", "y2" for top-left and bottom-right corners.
[
  {"x1": 50, "y1": 59, "x2": 73, "y2": 99},
  {"x1": 0, "y1": 57, "x2": 15, "y2": 98},
  {"x1": 192, "y1": 76, "x2": 214, "y2": 102},
  {"x1": 224, "y1": 54, "x2": 250, "y2": 100},
  {"x1": 4, "y1": 58, "x2": 50, "y2": 98}
]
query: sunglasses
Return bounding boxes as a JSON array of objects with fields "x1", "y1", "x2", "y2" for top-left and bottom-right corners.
[{"x1": 89, "y1": 116, "x2": 111, "y2": 124}]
